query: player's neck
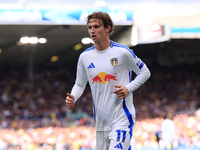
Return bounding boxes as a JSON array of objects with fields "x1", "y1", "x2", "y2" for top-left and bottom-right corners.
[{"x1": 94, "y1": 38, "x2": 110, "y2": 51}]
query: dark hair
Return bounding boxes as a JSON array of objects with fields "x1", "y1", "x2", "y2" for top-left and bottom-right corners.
[{"x1": 86, "y1": 11, "x2": 114, "y2": 35}]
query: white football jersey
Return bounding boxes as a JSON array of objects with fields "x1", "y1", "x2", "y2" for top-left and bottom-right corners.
[{"x1": 72, "y1": 40, "x2": 150, "y2": 131}]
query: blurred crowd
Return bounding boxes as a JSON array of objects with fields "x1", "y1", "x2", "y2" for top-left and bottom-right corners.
[{"x1": 0, "y1": 62, "x2": 200, "y2": 149}]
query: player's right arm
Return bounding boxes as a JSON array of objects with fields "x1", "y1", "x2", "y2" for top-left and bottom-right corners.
[
  {"x1": 66, "y1": 54, "x2": 87, "y2": 108},
  {"x1": 66, "y1": 83, "x2": 86, "y2": 109}
]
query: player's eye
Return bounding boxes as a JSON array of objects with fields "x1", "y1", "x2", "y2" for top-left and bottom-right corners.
[{"x1": 94, "y1": 25, "x2": 100, "y2": 28}]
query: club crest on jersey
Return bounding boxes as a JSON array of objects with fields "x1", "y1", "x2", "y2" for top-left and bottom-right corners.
[{"x1": 110, "y1": 58, "x2": 118, "y2": 67}]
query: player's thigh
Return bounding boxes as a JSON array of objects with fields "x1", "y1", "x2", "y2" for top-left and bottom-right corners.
[
  {"x1": 96, "y1": 131, "x2": 110, "y2": 150},
  {"x1": 109, "y1": 126, "x2": 133, "y2": 150}
]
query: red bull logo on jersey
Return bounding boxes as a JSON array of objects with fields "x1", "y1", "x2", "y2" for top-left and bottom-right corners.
[{"x1": 91, "y1": 72, "x2": 118, "y2": 84}]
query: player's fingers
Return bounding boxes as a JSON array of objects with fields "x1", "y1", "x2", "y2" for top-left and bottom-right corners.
[
  {"x1": 66, "y1": 99, "x2": 74, "y2": 108},
  {"x1": 66, "y1": 97, "x2": 73, "y2": 102},
  {"x1": 115, "y1": 85, "x2": 121, "y2": 88},
  {"x1": 67, "y1": 93, "x2": 73, "y2": 99},
  {"x1": 115, "y1": 90, "x2": 124, "y2": 95},
  {"x1": 114, "y1": 85, "x2": 127, "y2": 99},
  {"x1": 66, "y1": 101, "x2": 74, "y2": 108},
  {"x1": 66, "y1": 94, "x2": 74, "y2": 101},
  {"x1": 115, "y1": 92, "x2": 124, "y2": 99},
  {"x1": 113, "y1": 87, "x2": 123, "y2": 94},
  {"x1": 66, "y1": 98, "x2": 70, "y2": 104},
  {"x1": 66, "y1": 99, "x2": 74, "y2": 104},
  {"x1": 66, "y1": 94, "x2": 74, "y2": 109},
  {"x1": 66, "y1": 100, "x2": 72, "y2": 105},
  {"x1": 113, "y1": 89, "x2": 118, "y2": 94}
]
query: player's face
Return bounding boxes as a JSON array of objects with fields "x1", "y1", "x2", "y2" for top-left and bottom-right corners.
[{"x1": 87, "y1": 18, "x2": 110, "y2": 44}]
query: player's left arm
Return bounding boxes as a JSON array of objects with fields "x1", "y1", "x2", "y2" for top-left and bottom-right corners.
[{"x1": 125, "y1": 49, "x2": 151, "y2": 93}]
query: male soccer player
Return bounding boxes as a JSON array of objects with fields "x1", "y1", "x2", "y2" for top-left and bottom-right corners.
[{"x1": 66, "y1": 11, "x2": 150, "y2": 150}]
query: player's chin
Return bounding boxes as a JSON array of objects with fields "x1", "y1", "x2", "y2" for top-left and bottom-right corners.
[
  {"x1": 91, "y1": 38, "x2": 98, "y2": 42},
  {"x1": 91, "y1": 40, "x2": 97, "y2": 43}
]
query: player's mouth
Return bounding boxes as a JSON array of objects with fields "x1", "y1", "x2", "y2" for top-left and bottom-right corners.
[{"x1": 91, "y1": 35, "x2": 97, "y2": 39}]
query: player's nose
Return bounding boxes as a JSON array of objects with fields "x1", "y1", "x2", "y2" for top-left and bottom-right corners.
[{"x1": 90, "y1": 27, "x2": 95, "y2": 32}]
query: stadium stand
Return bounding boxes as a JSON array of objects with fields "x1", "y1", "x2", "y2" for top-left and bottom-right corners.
[{"x1": 0, "y1": 61, "x2": 200, "y2": 150}]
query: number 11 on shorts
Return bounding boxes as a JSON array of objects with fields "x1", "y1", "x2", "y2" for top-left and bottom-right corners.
[{"x1": 116, "y1": 130, "x2": 126, "y2": 143}]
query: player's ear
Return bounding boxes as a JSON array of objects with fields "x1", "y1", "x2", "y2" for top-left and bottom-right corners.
[{"x1": 106, "y1": 25, "x2": 111, "y2": 33}]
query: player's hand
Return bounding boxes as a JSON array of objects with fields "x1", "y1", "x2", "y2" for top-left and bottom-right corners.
[
  {"x1": 66, "y1": 93, "x2": 75, "y2": 109},
  {"x1": 113, "y1": 85, "x2": 129, "y2": 99}
]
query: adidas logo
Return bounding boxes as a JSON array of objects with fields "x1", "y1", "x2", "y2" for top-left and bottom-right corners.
[
  {"x1": 114, "y1": 143, "x2": 123, "y2": 149},
  {"x1": 88, "y1": 62, "x2": 95, "y2": 69}
]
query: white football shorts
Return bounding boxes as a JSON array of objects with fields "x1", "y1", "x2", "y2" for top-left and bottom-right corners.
[{"x1": 96, "y1": 125, "x2": 134, "y2": 150}]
